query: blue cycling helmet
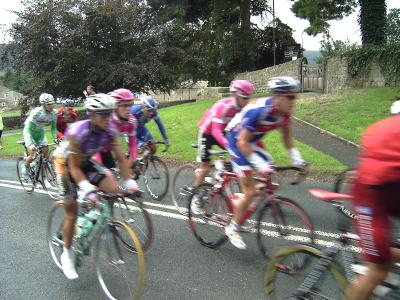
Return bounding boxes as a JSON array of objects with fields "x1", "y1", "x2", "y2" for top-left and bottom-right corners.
[
  {"x1": 140, "y1": 96, "x2": 157, "y2": 110},
  {"x1": 64, "y1": 99, "x2": 75, "y2": 107}
]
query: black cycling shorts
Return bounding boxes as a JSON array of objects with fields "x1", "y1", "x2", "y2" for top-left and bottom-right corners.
[{"x1": 197, "y1": 131, "x2": 224, "y2": 162}]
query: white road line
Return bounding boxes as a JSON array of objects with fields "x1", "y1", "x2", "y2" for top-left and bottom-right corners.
[{"x1": 0, "y1": 178, "x2": 360, "y2": 251}]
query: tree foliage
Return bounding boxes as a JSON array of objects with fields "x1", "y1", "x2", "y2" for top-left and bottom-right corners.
[
  {"x1": 387, "y1": 8, "x2": 400, "y2": 44},
  {"x1": 359, "y1": 0, "x2": 386, "y2": 45}
]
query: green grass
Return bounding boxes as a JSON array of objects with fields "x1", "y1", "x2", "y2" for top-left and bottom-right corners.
[
  {"x1": 145, "y1": 99, "x2": 346, "y2": 175},
  {"x1": 295, "y1": 87, "x2": 400, "y2": 144},
  {"x1": 0, "y1": 97, "x2": 346, "y2": 174}
]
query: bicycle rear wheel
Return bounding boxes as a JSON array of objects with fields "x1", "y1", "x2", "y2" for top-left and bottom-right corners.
[
  {"x1": 143, "y1": 156, "x2": 169, "y2": 201},
  {"x1": 265, "y1": 244, "x2": 347, "y2": 300},
  {"x1": 188, "y1": 183, "x2": 229, "y2": 248},
  {"x1": 42, "y1": 160, "x2": 60, "y2": 200},
  {"x1": 112, "y1": 197, "x2": 153, "y2": 252},
  {"x1": 16, "y1": 157, "x2": 35, "y2": 193},
  {"x1": 95, "y1": 220, "x2": 146, "y2": 300},
  {"x1": 256, "y1": 196, "x2": 314, "y2": 262},
  {"x1": 171, "y1": 163, "x2": 196, "y2": 215},
  {"x1": 47, "y1": 200, "x2": 65, "y2": 270}
]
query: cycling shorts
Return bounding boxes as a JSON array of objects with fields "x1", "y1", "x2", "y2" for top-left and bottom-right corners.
[
  {"x1": 352, "y1": 181, "x2": 400, "y2": 264},
  {"x1": 196, "y1": 130, "x2": 224, "y2": 163},
  {"x1": 227, "y1": 140, "x2": 272, "y2": 178}
]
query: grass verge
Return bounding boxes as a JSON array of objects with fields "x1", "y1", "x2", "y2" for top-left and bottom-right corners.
[{"x1": 295, "y1": 87, "x2": 400, "y2": 144}]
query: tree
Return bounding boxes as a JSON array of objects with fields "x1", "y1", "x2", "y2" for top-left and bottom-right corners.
[
  {"x1": 291, "y1": 0, "x2": 387, "y2": 46},
  {"x1": 387, "y1": 8, "x2": 400, "y2": 43}
]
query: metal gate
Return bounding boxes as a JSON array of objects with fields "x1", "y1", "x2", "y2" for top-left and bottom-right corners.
[{"x1": 301, "y1": 60, "x2": 324, "y2": 92}]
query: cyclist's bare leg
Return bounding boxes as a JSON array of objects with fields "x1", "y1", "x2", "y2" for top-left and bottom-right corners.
[
  {"x1": 194, "y1": 161, "x2": 211, "y2": 187},
  {"x1": 25, "y1": 146, "x2": 37, "y2": 167},
  {"x1": 98, "y1": 173, "x2": 120, "y2": 194},
  {"x1": 232, "y1": 176, "x2": 257, "y2": 224},
  {"x1": 62, "y1": 200, "x2": 78, "y2": 249},
  {"x1": 344, "y1": 262, "x2": 390, "y2": 300}
]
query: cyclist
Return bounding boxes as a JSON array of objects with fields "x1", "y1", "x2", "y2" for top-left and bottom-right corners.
[
  {"x1": 56, "y1": 98, "x2": 78, "y2": 139},
  {"x1": 130, "y1": 95, "x2": 169, "y2": 154},
  {"x1": 191, "y1": 80, "x2": 255, "y2": 213},
  {"x1": 23, "y1": 93, "x2": 58, "y2": 176},
  {"x1": 93, "y1": 88, "x2": 138, "y2": 168},
  {"x1": 225, "y1": 76, "x2": 307, "y2": 249},
  {"x1": 54, "y1": 93, "x2": 138, "y2": 280},
  {"x1": 345, "y1": 108, "x2": 400, "y2": 300}
]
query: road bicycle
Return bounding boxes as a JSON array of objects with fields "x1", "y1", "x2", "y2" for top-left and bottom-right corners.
[
  {"x1": 265, "y1": 188, "x2": 400, "y2": 300},
  {"x1": 125, "y1": 140, "x2": 170, "y2": 201},
  {"x1": 47, "y1": 190, "x2": 146, "y2": 300},
  {"x1": 16, "y1": 141, "x2": 59, "y2": 199},
  {"x1": 187, "y1": 166, "x2": 315, "y2": 260},
  {"x1": 170, "y1": 144, "x2": 238, "y2": 216}
]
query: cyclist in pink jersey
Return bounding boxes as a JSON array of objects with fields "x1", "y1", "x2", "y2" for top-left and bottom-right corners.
[
  {"x1": 93, "y1": 88, "x2": 138, "y2": 169},
  {"x1": 191, "y1": 80, "x2": 255, "y2": 213}
]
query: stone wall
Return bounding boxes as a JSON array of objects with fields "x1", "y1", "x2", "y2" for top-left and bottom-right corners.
[
  {"x1": 234, "y1": 59, "x2": 302, "y2": 93},
  {"x1": 324, "y1": 57, "x2": 395, "y2": 92},
  {"x1": 148, "y1": 86, "x2": 229, "y2": 103}
]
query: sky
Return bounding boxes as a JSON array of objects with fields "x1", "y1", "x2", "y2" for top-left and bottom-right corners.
[{"x1": 1, "y1": 0, "x2": 399, "y2": 50}]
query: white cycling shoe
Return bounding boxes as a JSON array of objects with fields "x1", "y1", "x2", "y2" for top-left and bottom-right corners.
[
  {"x1": 61, "y1": 248, "x2": 79, "y2": 280},
  {"x1": 190, "y1": 195, "x2": 205, "y2": 215},
  {"x1": 225, "y1": 223, "x2": 247, "y2": 250}
]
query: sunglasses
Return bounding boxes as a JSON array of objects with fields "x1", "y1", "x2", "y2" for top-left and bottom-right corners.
[
  {"x1": 95, "y1": 111, "x2": 113, "y2": 118},
  {"x1": 284, "y1": 94, "x2": 296, "y2": 100}
]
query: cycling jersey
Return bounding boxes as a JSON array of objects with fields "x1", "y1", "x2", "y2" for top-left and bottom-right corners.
[
  {"x1": 198, "y1": 97, "x2": 241, "y2": 149},
  {"x1": 130, "y1": 105, "x2": 168, "y2": 143},
  {"x1": 357, "y1": 115, "x2": 400, "y2": 186},
  {"x1": 23, "y1": 106, "x2": 57, "y2": 146},
  {"x1": 57, "y1": 107, "x2": 78, "y2": 139},
  {"x1": 227, "y1": 97, "x2": 290, "y2": 176}
]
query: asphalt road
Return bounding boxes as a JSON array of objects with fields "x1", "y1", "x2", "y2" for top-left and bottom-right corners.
[{"x1": 0, "y1": 158, "x2": 355, "y2": 300}]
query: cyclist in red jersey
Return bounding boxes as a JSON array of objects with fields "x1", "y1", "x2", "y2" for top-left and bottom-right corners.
[
  {"x1": 346, "y1": 109, "x2": 400, "y2": 300},
  {"x1": 57, "y1": 99, "x2": 78, "y2": 139}
]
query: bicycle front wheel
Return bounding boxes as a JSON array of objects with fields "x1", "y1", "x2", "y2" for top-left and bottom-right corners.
[
  {"x1": 265, "y1": 244, "x2": 348, "y2": 300},
  {"x1": 171, "y1": 163, "x2": 196, "y2": 215},
  {"x1": 16, "y1": 157, "x2": 35, "y2": 193},
  {"x1": 47, "y1": 200, "x2": 65, "y2": 270},
  {"x1": 257, "y1": 196, "x2": 314, "y2": 261},
  {"x1": 188, "y1": 183, "x2": 229, "y2": 248},
  {"x1": 42, "y1": 160, "x2": 60, "y2": 200},
  {"x1": 143, "y1": 156, "x2": 169, "y2": 201},
  {"x1": 112, "y1": 197, "x2": 153, "y2": 252},
  {"x1": 95, "y1": 220, "x2": 146, "y2": 300}
]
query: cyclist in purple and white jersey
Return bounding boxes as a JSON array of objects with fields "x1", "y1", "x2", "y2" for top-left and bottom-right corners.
[
  {"x1": 225, "y1": 77, "x2": 308, "y2": 249},
  {"x1": 53, "y1": 94, "x2": 138, "y2": 280}
]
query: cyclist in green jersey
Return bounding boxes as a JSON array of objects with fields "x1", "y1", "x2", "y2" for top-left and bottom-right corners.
[{"x1": 23, "y1": 93, "x2": 58, "y2": 174}]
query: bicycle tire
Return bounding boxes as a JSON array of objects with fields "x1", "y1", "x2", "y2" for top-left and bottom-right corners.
[
  {"x1": 111, "y1": 197, "x2": 153, "y2": 252},
  {"x1": 265, "y1": 244, "x2": 348, "y2": 300},
  {"x1": 95, "y1": 220, "x2": 146, "y2": 300},
  {"x1": 16, "y1": 157, "x2": 35, "y2": 193},
  {"x1": 47, "y1": 200, "x2": 65, "y2": 270},
  {"x1": 171, "y1": 163, "x2": 196, "y2": 216},
  {"x1": 256, "y1": 196, "x2": 315, "y2": 262},
  {"x1": 41, "y1": 160, "x2": 60, "y2": 200},
  {"x1": 143, "y1": 156, "x2": 169, "y2": 201},
  {"x1": 188, "y1": 183, "x2": 229, "y2": 248}
]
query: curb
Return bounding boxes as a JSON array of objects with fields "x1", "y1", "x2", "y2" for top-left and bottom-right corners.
[{"x1": 293, "y1": 116, "x2": 360, "y2": 149}]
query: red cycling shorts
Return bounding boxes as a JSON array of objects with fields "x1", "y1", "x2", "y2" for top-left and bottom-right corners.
[{"x1": 352, "y1": 181, "x2": 400, "y2": 264}]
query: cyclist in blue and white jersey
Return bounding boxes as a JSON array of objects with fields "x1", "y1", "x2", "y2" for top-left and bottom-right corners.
[
  {"x1": 130, "y1": 96, "x2": 169, "y2": 154},
  {"x1": 225, "y1": 77, "x2": 308, "y2": 249}
]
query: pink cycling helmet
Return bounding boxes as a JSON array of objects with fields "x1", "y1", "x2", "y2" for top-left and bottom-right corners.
[
  {"x1": 108, "y1": 88, "x2": 134, "y2": 102},
  {"x1": 229, "y1": 80, "x2": 255, "y2": 98}
]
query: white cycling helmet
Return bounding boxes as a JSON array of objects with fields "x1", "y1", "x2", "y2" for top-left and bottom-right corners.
[
  {"x1": 268, "y1": 76, "x2": 300, "y2": 94},
  {"x1": 39, "y1": 93, "x2": 55, "y2": 104},
  {"x1": 391, "y1": 100, "x2": 400, "y2": 115},
  {"x1": 85, "y1": 93, "x2": 116, "y2": 112}
]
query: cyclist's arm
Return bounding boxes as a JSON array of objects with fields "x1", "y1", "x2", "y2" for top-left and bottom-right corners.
[
  {"x1": 127, "y1": 134, "x2": 138, "y2": 163},
  {"x1": 112, "y1": 138, "x2": 131, "y2": 181},
  {"x1": 24, "y1": 122, "x2": 36, "y2": 146},
  {"x1": 281, "y1": 118, "x2": 305, "y2": 166},
  {"x1": 210, "y1": 122, "x2": 227, "y2": 149},
  {"x1": 67, "y1": 136, "x2": 87, "y2": 185},
  {"x1": 154, "y1": 115, "x2": 168, "y2": 141},
  {"x1": 50, "y1": 114, "x2": 57, "y2": 141}
]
